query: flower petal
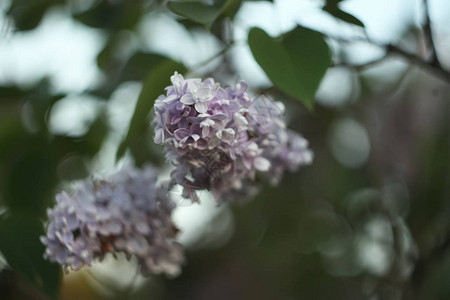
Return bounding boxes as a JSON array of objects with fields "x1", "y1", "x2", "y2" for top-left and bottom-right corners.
[
  {"x1": 196, "y1": 87, "x2": 214, "y2": 100},
  {"x1": 163, "y1": 94, "x2": 178, "y2": 104},
  {"x1": 170, "y1": 72, "x2": 184, "y2": 94},
  {"x1": 174, "y1": 128, "x2": 190, "y2": 140},
  {"x1": 202, "y1": 126, "x2": 211, "y2": 137},
  {"x1": 200, "y1": 119, "x2": 215, "y2": 128},
  {"x1": 195, "y1": 101, "x2": 208, "y2": 114},
  {"x1": 254, "y1": 157, "x2": 271, "y2": 172},
  {"x1": 180, "y1": 94, "x2": 195, "y2": 105}
]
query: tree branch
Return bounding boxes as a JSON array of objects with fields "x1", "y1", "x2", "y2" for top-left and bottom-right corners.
[
  {"x1": 328, "y1": 35, "x2": 450, "y2": 83},
  {"x1": 186, "y1": 42, "x2": 237, "y2": 77},
  {"x1": 385, "y1": 43, "x2": 449, "y2": 83},
  {"x1": 332, "y1": 57, "x2": 385, "y2": 71},
  {"x1": 422, "y1": 0, "x2": 441, "y2": 67}
]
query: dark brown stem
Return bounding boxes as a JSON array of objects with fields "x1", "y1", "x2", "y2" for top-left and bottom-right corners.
[
  {"x1": 332, "y1": 57, "x2": 385, "y2": 71},
  {"x1": 385, "y1": 43, "x2": 449, "y2": 83},
  {"x1": 422, "y1": 0, "x2": 441, "y2": 67},
  {"x1": 329, "y1": 35, "x2": 450, "y2": 83}
]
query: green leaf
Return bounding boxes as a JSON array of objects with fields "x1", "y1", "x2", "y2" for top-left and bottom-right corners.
[
  {"x1": 116, "y1": 59, "x2": 186, "y2": 164},
  {"x1": 220, "y1": 0, "x2": 243, "y2": 18},
  {"x1": 325, "y1": 0, "x2": 342, "y2": 5},
  {"x1": 120, "y1": 52, "x2": 167, "y2": 82},
  {"x1": 0, "y1": 213, "x2": 61, "y2": 299},
  {"x1": 0, "y1": 113, "x2": 106, "y2": 216},
  {"x1": 168, "y1": 0, "x2": 242, "y2": 27},
  {"x1": 0, "y1": 85, "x2": 31, "y2": 100},
  {"x1": 323, "y1": 2, "x2": 364, "y2": 27},
  {"x1": 96, "y1": 34, "x2": 120, "y2": 70},
  {"x1": 53, "y1": 113, "x2": 109, "y2": 159},
  {"x1": 25, "y1": 79, "x2": 65, "y2": 131},
  {"x1": 7, "y1": 0, "x2": 63, "y2": 31},
  {"x1": 94, "y1": 33, "x2": 167, "y2": 97},
  {"x1": 73, "y1": 1, "x2": 144, "y2": 30},
  {"x1": 248, "y1": 26, "x2": 331, "y2": 109},
  {"x1": 0, "y1": 79, "x2": 65, "y2": 131},
  {"x1": 177, "y1": 18, "x2": 205, "y2": 30},
  {"x1": 1, "y1": 133, "x2": 58, "y2": 215},
  {"x1": 168, "y1": 1, "x2": 221, "y2": 27}
]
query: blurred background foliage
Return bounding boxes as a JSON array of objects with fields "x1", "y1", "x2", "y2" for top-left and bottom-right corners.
[{"x1": 0, "y1": 0, "x2": 449, "y2": 299}]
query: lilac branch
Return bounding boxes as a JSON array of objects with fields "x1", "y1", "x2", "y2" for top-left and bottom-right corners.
[
  {"x1": 423, "y1": 0, "x2": 441, "y2": 67},
  {"x1": 329, "y1": 35, "x2": 450, "y2": 83},
  {"x1": 385, "y1": 43, "x2": 450, "y2": 82}
]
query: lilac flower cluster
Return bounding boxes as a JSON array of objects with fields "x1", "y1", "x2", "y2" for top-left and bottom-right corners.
[
  {"x1": 153, "y1": 72, "x2": 313, "y2": 203},
  {"x1": 41, "y1": 164, "x2": 183, "y2": 277}
]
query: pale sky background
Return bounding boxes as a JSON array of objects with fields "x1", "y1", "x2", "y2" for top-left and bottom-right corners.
[{"x1": 1, "y1": 0, "x2": 449, "y2": 94}]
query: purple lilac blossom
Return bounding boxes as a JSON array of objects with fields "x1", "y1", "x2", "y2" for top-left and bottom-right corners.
[
  {"x1": 41, "y1": 164, "x2": 184, "y2": 277},
  {"x1": 153, "y1": 72, "x2": 313, "y2": 203}
]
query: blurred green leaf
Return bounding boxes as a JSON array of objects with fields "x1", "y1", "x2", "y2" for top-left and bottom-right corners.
[
  {"x1": 73, "y1": 0, "x2": 144, "y2": 30},
  {"x1": 177, "y1": 18, "x2": 206, "y2": 30},
  {"x1": 248, "y1": 26, "x2": 331, "y2": 109},
  {"x1": 93, "y1": 48, "x2": 168, "y2": 99},
  {"x1": 168, "y1": 1, "x2": 221, "y2": 27},
  {"x1": 121, "y1": 52, "x2": 167, "y2": 82},
  {"x1": 437, "y1": 256, "x2": 450, "y2": 299},
  {"x1": 323, "y1": 1, "x2": 364, "y2": 27},
  {"x1": 2, "y1": 134, "x2": 58, "y2": 215},
  {"x1": 0, "y1": 119, "x2": 25, "y2": 161},
  {"x1": 0, "y1": 85, "x2": 31, "y2": 100},
  {"x1": 324, "y1": 0, "x2": 343, "y2": 5},
  {"x1": 408, "y1": 117, "x2": 450, "y2": 235},
  {"x1": 53, "y1": 113, "x2": 109, "y2": 159},
  {"x1": 0, "y1": 112, "x2": 106, "y2": 215},
  {"x1": 0, "y1": 79, "x2": 65, "y2": 131},
  {"x1": 168, "y1": 0, "x2": 242, "y2": 28},
  {"x1": 117, "y1": 59, "x2": 186, "y2": 165},
  {"x1": 27, "y1": 79, "x2": 65, "y2": 131},
  {"x1": 96, "y1": 33, "x2": 120, "y2": 71},
  {"x1": 220, "y1": 0, "x2": 243, "y2": 18},
  {"x1": 7, "y1": 0, "x2": 63, "y2": 31},
  {"x1": 0, "y1": 212, "x2": 61, "y2": 299}
]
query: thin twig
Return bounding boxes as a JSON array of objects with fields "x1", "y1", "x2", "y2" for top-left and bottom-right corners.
[
  {"x1": 186, "y1": 42, "x2": 237, "y2": 77},
  {"x1": 328, "y1": 34, "x2": 450, "y2": 83},
  {"x1": 422, "y1": 0, "x2": 441, "y2": 67},
  {"x1": 385, "y1": 43, "x2": 449, "y2": 82},
  {"x1": 332, "y1": 57, "x2": 385, "y2": 71}
]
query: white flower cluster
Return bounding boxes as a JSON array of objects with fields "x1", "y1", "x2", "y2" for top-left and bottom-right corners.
[
  {"x1": 41, "y1": 164, "x2": 183, "y2": 277},
  {"x1": 153, "y1": 72, "x2": 313, "y2": 203}
]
